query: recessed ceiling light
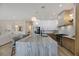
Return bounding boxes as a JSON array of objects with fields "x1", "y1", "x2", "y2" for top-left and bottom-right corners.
[
  {"x1": 41, "y1": 6, "x2": 45, "y2": 8},
  {"x1": 59, "y1": 4, "x2": 63, "y2": 7},
  {"x1": 31, "y1": 16, "x2": 37, "y2": 21},
  {"x1": 36, "y1": 22, "x2": 38, "y2": 25},
  {"x1": 15, "y1": 25, "x2": 19, "y2": 28}
]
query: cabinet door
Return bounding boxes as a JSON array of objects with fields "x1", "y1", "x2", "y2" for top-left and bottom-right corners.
[{"x1": 58, "y1": 12, "x2": 65, "y2": 26}]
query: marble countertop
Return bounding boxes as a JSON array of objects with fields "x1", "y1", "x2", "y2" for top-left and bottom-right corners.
[
  {"x1": 15, "y1": 35, "x2": 58, "y2": 56},
  {"x1": 17, "y1": 35, "x2": 57, "y2": 44},
  {"x1": 63, "y1": 36, "x2": 75, "y2": 40}
]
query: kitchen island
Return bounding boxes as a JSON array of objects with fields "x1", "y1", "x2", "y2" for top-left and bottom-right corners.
[{"x1": 15, "y1": 35, "x2": 58, "y2": 56}]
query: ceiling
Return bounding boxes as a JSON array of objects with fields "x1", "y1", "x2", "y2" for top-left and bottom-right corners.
[{"x1": 0, "y1": 3, "x2": 74, "y2": 20}]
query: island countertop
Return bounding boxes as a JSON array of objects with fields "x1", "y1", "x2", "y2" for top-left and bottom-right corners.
[{"x1": 15, "y1": 35, "x2": 58, "y2": 56}]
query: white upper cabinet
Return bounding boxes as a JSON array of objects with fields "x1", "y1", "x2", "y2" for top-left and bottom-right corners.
[{"x1": 58, "y1": 12, "x2": 65, "y2": 26}]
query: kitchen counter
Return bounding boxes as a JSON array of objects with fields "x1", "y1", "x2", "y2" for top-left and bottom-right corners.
[
  {"x1": 15, "y1": 35, "x2": 58, "y2": 56},
  {"x1": 63, "y1": 36, "x2": 75, "y2": 40},
  {"x1": 48, "y1": 33, "x2": 75, "y2": 54}
]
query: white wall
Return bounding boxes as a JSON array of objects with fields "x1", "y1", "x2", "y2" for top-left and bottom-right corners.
[{"x1": 0, "y1": 20, "x2": 28, "y2": 34}]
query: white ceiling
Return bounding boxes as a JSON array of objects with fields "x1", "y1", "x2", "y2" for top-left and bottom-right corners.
[{"x1": 0, "y1": 3, "x2": 74, "y2": 20}]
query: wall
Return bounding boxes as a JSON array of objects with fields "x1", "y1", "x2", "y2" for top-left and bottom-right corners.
[{"x1": 0, "y1": 20, "x2": 28, "y2": 34}]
